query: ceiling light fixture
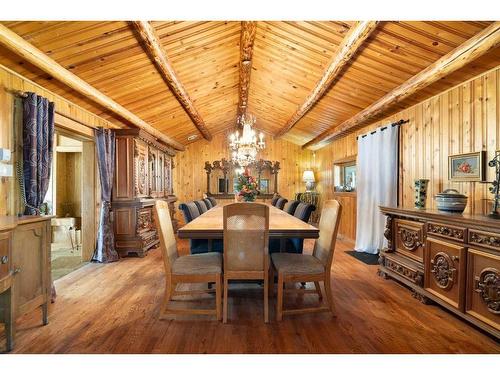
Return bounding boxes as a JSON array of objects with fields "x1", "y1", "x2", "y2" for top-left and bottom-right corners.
[{"x1": 229, "y1": 112, "x2": 265, "y2": 167}]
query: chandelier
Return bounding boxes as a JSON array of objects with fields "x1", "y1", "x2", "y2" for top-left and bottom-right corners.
[{"x1": 229, "y1": 112, "x2": 265, "y2": 167}]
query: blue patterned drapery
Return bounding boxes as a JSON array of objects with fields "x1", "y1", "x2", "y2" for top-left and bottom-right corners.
[
  {"x1": 92, "y1": 127, "x2": 119, "y2": 263},
  {"x1": 22, "y1": 92, "x2": 55, "y2": 215}
]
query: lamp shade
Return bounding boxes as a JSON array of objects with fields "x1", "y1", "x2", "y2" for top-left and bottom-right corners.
[{"x1": 302, "y1": 170, "x2": 315, "y2": 182}]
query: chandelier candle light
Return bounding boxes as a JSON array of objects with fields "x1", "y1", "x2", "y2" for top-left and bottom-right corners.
[{"x1": 229, "y1": 113, "x2": 265, "y2": 167}]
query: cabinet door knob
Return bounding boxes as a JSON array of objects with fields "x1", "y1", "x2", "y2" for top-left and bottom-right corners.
[
  {"x1": 1, "y1": 255, "x2": 8, "y2": 264},
  {"x1": 13, "y1": 267, "x2": 21, "y2": 274}
]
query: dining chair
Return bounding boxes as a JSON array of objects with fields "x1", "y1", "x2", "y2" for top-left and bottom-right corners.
[
  {"x1": 286, "y1": 202, "x2": 317, "y2": 254},
  {"x1": 275, "y1": 197, "x2": 288, "y2": 210},
  {"x1": 194, "y1": 200, "x2": 209, "y2": 213},
  {"x1": 284, "y1": 200, "x2": 300, "y2": 215},
  {"x1": 179, "y1": 201, "x2": 222, "y2": 254},
  {"x1": 203, "y1": 198, "x2": 213, "y2": 209},
  {"x1": 223, "y1": 203, "x2": 270, "y2": 323},
  {"x1": 154, "y1": 200, "x2": 222, "y2": 320},
  {"x1": 270, "y1": 199, "x2": 342, "y2": 321},
  {"x1": 270, "y1": 194, "x2": 281, "y2": 206},
  {"x1": 207, "y1": 197, "x2": 217, "y2": 207}
]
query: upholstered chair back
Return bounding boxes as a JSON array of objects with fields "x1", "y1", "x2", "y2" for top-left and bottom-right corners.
[
  {"x1": 313, "y1": 200, "x2": 342, "y2": 268},
  {"x1": 194, "y1": 200, "x2": 208, "y2": 213},
  {"x1": 284, "y1": 200, "x2": 300, "y2": 215},
  {"x1": 293, "y1": 202, "x2": 316, "y2": 222},
  {"x1": 154, "y1": 200, "x2": 179, "y2": 274},
  {"x1": 207, "y1": 197, "x2": 217, "y2": 207},
  {"x1": 270, "y1": 194, "x2": 281, "y2": 206},
  {"x1": 179, "y1": 201, "x2": 201, "y2": 223},
  {"x1": 223, "y1": 203, "x2": 269, "y2": 272},
  {"x1": 203, "y1": 198, "x2": 213, "y2": 209},
  {"x1": 275, "y1": 197, "x2": 288, "y2": 210}
]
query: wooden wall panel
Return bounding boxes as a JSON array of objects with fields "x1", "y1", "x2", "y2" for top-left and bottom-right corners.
[
  {"x1": 315, "y1": 65, "x2": 500, "y2": 243},
  {"x1": 0, "y1": 64, "x2": 112, "y2": 216},
  {"x1": 173, "y1": 130, "x2": 313, "y2": 224}
]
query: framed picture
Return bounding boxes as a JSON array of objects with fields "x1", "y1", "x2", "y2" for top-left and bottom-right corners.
[
  {"x1": 448, "y1": 151, "x2": 485, "y2": 182},
  {"x1": 259, "y1": 178, "x2": 269, "y2": 193}
]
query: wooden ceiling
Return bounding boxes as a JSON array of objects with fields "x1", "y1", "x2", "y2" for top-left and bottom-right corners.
[{"x1": 0, "y1": 21, "x2": 498, "y2": 149}]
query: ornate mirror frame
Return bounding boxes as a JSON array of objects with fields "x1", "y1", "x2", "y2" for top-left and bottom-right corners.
[{"x1": 204, "y1": 158, "x2": 280, "y2": 199}]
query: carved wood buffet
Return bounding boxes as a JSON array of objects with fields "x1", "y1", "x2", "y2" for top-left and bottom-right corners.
[
  {"x1": 0, "y1": 215, "x2": 52, "y2": 352},
  {"x1": 112, "y1": 129, "x2": 178, "y2": 257},
  {"x1": 379, "y1": 206, "x2": 500, "y2": 339}
]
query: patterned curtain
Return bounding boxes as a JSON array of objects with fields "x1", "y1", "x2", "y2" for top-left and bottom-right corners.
[
  {"x1": 22, "y1": 92, "x2": 55, "y2": 215},
  {"x1": 92, "y1": 127, "x2": 119, "y2": 263}
]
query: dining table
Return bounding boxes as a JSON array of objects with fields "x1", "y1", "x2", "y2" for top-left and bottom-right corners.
[{"x1": 177, "y1": 203, "x2": 319, "y2": 251}]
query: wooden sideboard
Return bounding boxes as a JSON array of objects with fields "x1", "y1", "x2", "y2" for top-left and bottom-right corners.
[
  {"x1": 379, "y1": 206, "x2": 500, "y2": 339},
  {"x1": 0, "y1": 215, "x2": 52, "y2": 351},
  {"x1": 112, "y1": 129, "x2": 178, "y2": 257}
]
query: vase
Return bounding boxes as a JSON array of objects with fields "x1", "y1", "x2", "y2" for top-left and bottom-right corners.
[
  {"x1": 414, "y1": 179, "x2": 429, "y2": 209},
  {"x1": 243, "y1": 195, "x2": 256, "y2": 202}
]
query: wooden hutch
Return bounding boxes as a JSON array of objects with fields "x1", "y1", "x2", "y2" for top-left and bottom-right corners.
[
  {"x1": 379, "y1": 206, "x2": 500, "y2": 339},
  {"x1": 112, "y1": 129, "x2": 177, "y2": 257}
]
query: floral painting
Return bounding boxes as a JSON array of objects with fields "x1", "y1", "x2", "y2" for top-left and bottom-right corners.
[{"x1": 448, "y1": 152, "x2": 485, "y2": 182}]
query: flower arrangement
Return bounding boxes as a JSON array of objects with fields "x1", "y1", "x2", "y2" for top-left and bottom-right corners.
[{"x1": 235, "y1": 168, "x2": 259, "y2": 202}]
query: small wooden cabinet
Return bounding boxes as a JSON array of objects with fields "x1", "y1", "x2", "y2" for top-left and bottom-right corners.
[
  {"x1": 379, "y1": 207, "x2": 500, "y2": 339},
  {"x1": 0, "y1": 216, "x2": 52, "y2": 352},
  {"x1": 112, "y1": 129, "x2": 178, "y2": 257}
]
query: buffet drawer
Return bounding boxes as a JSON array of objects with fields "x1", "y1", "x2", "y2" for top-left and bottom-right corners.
[
  {"x1": 426, "y1": 221, "x2": 466, "y2": 243},
  {"x1": 395, "y1": 219, "x2": 425, "y2": 262},
  {"x1": 468, "y1": 229, "x2": 500, "y2": 253},
  {"x1": 384, "y1": 254, "x2": 424, "y2": 287},
  {"x1": 466, "y1": 248, "x2": 500, "y2": 331},
  {"x1": 424, "y1": 237, "x2": 466, "y2": 310},
  {"x1": 0, "y1": 231, "x2": 12, "y2": 280}
]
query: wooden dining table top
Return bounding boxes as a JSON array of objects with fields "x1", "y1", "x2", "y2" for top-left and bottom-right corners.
[{"x1": 177, "y1": 203, "x2": 319, "y2": 239}]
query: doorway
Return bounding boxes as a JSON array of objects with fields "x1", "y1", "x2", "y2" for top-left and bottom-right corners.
[{"x1": 45, "y1": 131, "x2": 97, "y2": 280}]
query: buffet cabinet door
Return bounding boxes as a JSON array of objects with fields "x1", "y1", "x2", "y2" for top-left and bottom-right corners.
[
  {"x1": 424, "y1": 237, "x2": 466, "y2": 310},
  {"x1": 395, "y1": 219, "x2": 425, "y2": 262},
  {"x1": 466, "y1": 248, "x2": 500, "y2": 331}
]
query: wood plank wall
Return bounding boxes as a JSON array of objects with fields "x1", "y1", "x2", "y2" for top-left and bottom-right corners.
[
  {"x1": 315, "y1": 65, "x2": 500, "y2": 242},
  {"x1": 0, "y1": 64, "x2": 116, "y2": 216},
  {"x1": 173, "y1": 130, "x2": 313, "y2": 224}
]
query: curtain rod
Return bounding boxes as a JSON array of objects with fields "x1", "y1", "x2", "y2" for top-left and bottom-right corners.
[
  {"x1": 5, "y1": 87, "x2": 28, "y2": 98},
  {"x1": 356, "y1": 119, "x2": 409, "y2": 140}
]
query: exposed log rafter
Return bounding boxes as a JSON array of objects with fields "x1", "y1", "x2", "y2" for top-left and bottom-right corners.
[
  {"x1": 275, "y1": 21, "x2": 379, "y2": 138},
  {"x1": 0, "y1": 24, "x2": 185, "y2": 151},
  {"x1": 237, "y1": 21, "x2": 257, "y2": 118},
  {"x1": 131, "y1": 21, "x2": 212, "y2": 141},
  {"x1": 303, "y1": 21, "x2": 500, "y2": 149}
]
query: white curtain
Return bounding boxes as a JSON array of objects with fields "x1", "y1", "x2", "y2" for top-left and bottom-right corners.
[{"x1": 354, "y1": 124, "x2": 399, "y2": 254}]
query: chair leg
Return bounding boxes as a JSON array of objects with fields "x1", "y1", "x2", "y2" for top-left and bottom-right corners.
[
  {"x1": 269, "y1": 265, "x2": 275, "y2": 297},
  {"x1": 216, "y1": 274, "x2": 222, "y2": 321},
  {"x1": 264, "y1": 273, "x2": 269, "y2": 323},
  {"x1": 324, "y1": 273, "x2": 336, "y2": 317},
  {"x1": 160, "y1": 279, "x2": 173, "y2": 319},
  {"x1": 223, "y1": 276, "x2": 229, "y2": 323},
  {"x1": 277, "y1": 273, "x2": 284, "y2": 322},
  {"x1": 314, "y1": 281, "x2": 323, "y2": 301}
]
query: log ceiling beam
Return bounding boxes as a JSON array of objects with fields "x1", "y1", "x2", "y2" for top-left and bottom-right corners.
[
  {"x1": 275, "y1": 21, "x2": 379, "y2": 138},
  {"x1": 237, "y1": 21, "x2": 257, "y2": 118},
  {"x1": 303, "y1": 21, "x2": 500, "y2": 149},
  {"x1": 0, "y1": 24, "x2": 185, "y2": 151},
  {"x1": 131, "y1": 21, "x2": 212, "y2": 141}
]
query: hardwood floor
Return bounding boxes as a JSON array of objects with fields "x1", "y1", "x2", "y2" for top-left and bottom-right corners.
[{"x1": 1, "y1": 239, "x2": 499, "y2": 354}]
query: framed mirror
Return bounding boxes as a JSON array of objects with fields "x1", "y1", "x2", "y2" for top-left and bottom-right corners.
[{"x1": 204, "y1": 158, "x2": 280, "y2": 198}]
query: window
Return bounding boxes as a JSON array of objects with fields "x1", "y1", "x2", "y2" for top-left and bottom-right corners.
[{"x1": 333, "y1": 158, "x2": 356, "y2": 192}]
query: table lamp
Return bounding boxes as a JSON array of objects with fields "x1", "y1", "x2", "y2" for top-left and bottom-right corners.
[{"x1": 303, "y1": 170, "x2": 316, "y2": 192}]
